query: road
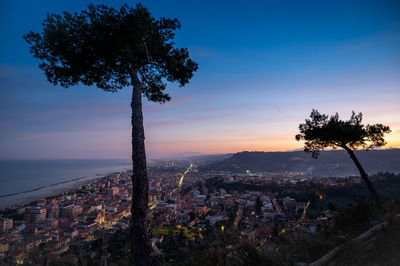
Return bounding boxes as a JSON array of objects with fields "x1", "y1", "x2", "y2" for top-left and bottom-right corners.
[{"x1": 149, "y1": 163, "x2": 194, "y2": 209}]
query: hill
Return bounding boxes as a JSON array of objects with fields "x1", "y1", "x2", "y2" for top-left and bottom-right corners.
[{"x1": 200, "y1": 149, "x2": 400, "y2": 176}]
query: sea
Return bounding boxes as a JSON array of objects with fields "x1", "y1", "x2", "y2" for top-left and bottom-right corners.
[{"x1": 0, "y1": 159, "x2": 131, "y2": 209}]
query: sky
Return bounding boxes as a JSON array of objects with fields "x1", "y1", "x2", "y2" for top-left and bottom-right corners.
[{"x1": 0, "y1": 0, "x2": 399, "y2": 159}]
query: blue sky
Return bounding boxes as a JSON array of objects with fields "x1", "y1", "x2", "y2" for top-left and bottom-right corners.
[{"x1": 1, "y1": 0, "x2": 399, "y2": 159}]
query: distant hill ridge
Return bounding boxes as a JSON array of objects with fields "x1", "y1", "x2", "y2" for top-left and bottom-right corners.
[{"x1": 200, "y1": 149, "x2": 400, "y2": 176}]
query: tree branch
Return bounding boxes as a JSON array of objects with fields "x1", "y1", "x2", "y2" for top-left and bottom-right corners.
[{"x1": 138, "y1": 68, "x2": 156, "y2": 88}]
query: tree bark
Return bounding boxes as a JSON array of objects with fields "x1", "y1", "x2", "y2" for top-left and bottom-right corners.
[
  {"x1": 344, "y1": 146, "x2": 381, "y2": 204},
  {"x1": 130, "y1": 69, "x2": 158, "y2": 266}
]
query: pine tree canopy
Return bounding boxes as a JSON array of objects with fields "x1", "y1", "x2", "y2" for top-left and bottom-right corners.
[
  {"x1": 296, "y1": 109, "x2": 391, "y2": 158},
  {"x1": 23, "y1": 3, "x2": 198, "y2": 102}
]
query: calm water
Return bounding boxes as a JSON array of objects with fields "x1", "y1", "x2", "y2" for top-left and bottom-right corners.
[{"x1": 0, "y1": 159, "x2": 131, "y2": 207}]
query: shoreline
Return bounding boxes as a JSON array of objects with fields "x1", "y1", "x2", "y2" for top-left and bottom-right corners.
[
  {"x1": 0, "y1": 171, "x2": 128, "y2": 210},
  {"x1": 0, "y1": 176, "x2": 89, "y2": 199}
]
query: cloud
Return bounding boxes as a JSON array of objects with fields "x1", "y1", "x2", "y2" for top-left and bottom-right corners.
[
  {"x1": 383, "y1": 89, "x2": 400, "y2": 95},
  {"x1": 203, "y1": 97, "x2": 216, "y2": 103},
  {"x1": 189, "y1": 46, "x2": 217, "y2": 57},
  {"x1": 146, "y1": 121, "x2": 183, "y2": 129},
  {"x1": 0, "y1": 102, "x2": 130, "y2": 124},
  {"x1": 145, "y1": 112, "x2": 232, "y2": 129},
  {"x1": 143, "y1": 95, "x2": 194, "y2": 111},
  {"x1": 184, "y1": 113, "x2": 232, "y2": 121},
  {"x1": 339, "y1": 41, "x2": 372, "y2": 53},
  {"x1": 0, "y1": 64, "x2": 20, "y2": 78},
  {"x1": 1, "y1": 94, "x2": 194, "y2": 124}
]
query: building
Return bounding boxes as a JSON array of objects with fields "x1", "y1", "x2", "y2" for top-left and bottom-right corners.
[
  {"x1": 27, "y1": 207, "x2": 47, "y2": 222},
  {"x1": 0, "y1": 217, "x2": 13, "y2": 232},
  {"x1": 283, "y1": 197, "x2": 297, "y2": 214}
]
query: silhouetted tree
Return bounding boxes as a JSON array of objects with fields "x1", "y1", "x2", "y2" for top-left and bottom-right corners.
[
  {"x1": 295, "y1": 110, "x2": 390, "y2": 204},
  {"x1": 255, "y1": 196, "x2": 262, "y2": 215},
  {"x1": 24, "y1": 4, "x2": 197, "y2": 265}
]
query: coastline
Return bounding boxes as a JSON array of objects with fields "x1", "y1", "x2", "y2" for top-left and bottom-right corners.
[
  {"x1": 0, "y1": 172, "x2": 124, "y2": 210},
  {"x1": 0, "y1": 176, "x2": 89, "y2": 199}
]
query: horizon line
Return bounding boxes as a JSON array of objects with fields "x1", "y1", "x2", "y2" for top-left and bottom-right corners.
[{"x1": 1, "y1": 147, "x2": 399, "y2": 160}]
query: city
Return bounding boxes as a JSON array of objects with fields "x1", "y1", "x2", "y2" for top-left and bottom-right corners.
[{"x1": 1, "y1": 158, "x2": 399, "y2": 265}]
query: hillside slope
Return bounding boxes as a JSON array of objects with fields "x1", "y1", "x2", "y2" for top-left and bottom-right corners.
[{"x1": 200, "y1": 149, "x2": 400, "y2": 176}]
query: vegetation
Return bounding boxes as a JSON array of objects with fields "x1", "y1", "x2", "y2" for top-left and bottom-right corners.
[
  {"x1": 23, "y1": 4, "x2": 197, "y2": 265},
  {"x1": 296, "y1": 110, "x2": 391, "y2": 203},
  {"x1": 154, "y1": 199, "x2": 399, "y2": 266}
]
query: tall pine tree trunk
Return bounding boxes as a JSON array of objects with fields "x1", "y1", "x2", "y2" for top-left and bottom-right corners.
[
  {"x1": 344, "y1": 146, "x2": 381, "y2": 204},
  {"x1": 130, "y1": 70, "x2": 158, "y2": 266}
]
